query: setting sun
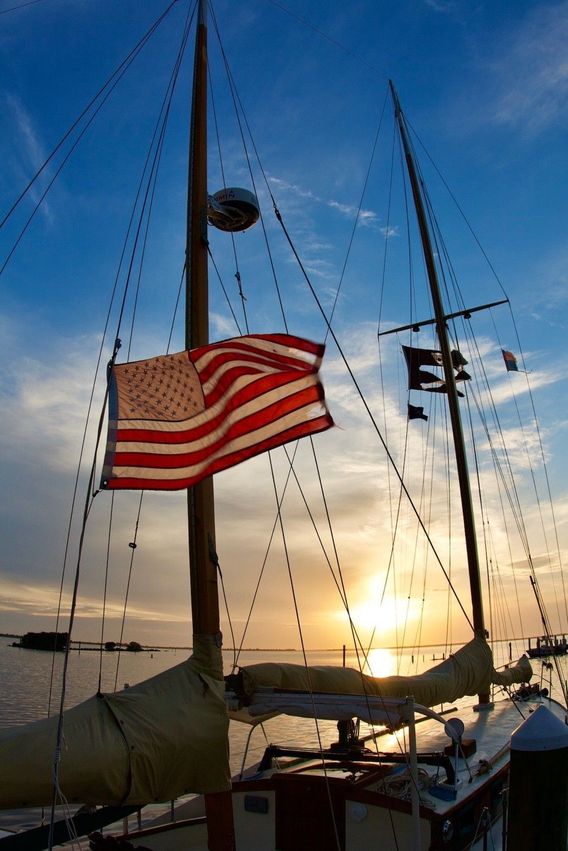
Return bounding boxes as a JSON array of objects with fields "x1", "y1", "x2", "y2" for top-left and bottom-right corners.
[{"x1": 345, "y1": 576, "x2": 422, "y2": 641}]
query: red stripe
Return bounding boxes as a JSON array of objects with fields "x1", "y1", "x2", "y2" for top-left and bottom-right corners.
[
  {"x1": 114, "y1": 385, "x2": 324, "y2": 469},
  {"x1": 116, "y1": 371, "x2": 311, "y2": 443},
  {"x1": 193, "y1": 333, "x2": 324, "y2": 364},
  {"x1": 195, "y1": 338, "x2": 319, "y2": 370},
  {"x1": 194, "y1": 344, "x2": 319, "y2": 388},
  {"x1": 106, "y1": 413, "x2": 333, "y2": 490},
  {"x1": 202, "y1": 361, "x2": 316, "y2": 409}
]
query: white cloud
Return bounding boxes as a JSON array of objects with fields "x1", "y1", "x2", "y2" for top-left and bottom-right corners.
[
  {"x1": 487, "y1": 2, "x2": 568, "y2": 133},
  {"x1": 269, "y1": 173, "x2": 380, "y2": 228},
  {"x1": 0, "y1": 329, "x2": 104, "y2": 472},
  {"x1": 4, "y1": 93, "x2": 53, "y2": 223},
  {"x1": 1, "y1": 308, "x2": 566, "y2": 648},
  {"x1": 425, "y1": 0, "x2": 458, "y2": 11}
]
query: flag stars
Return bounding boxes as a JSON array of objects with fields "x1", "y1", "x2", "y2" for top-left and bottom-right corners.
[{"x1": 113, "y1": 350, "x2": 205, "y2": 421}]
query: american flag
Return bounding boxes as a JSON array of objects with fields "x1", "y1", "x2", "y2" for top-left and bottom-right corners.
[{"x1": 101, "y1": 334, "x2": 333, "y2": 491}]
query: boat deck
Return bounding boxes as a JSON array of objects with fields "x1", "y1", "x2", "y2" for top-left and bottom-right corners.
[{"x1": 115, "y1": 692, "x2": 566, "y2": 851}]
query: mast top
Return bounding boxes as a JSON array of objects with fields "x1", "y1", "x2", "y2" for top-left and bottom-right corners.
[{"x1": 390, "y1": 85, "x2": 489, "y2": 665}]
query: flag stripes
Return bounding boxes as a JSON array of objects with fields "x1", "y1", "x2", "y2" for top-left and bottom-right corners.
[{"x1": 101, "y1": 334, "x2": 333, "y2": 491}]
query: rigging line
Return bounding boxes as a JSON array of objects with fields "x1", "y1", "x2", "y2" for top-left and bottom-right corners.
[
  {"x1": 474, "y1": 399, "x2": 527, "y2": 634},
  {"x1": 372, "y1": 130, "x2": 415, "y2": 666},
  {"x1": 372, "y1": 127, "x2": 422, "y2": 662},
  {"x1": 47, "y1": 349, "x2": 116, "y2": 850},
  {"x1": 1, "y1": 46, "x2": 153, "y2": 276},
  {"x1": 401, "y1": 391, "x2": 437, "y2": 660},
  {"x1": 529, "y1": 575, "x2": 568, "y2": 707},
  {"x1": 443, "y1": 401, "x2": 455, "y2": 654},
  {"x1": 409, "y1": 397, "x2": 441, "y2": 663},
  {"x1": 264, "y1": 0, "x2": 385, "y2": 79},
  {"x1": 280, "y1": 440, "x2": 372, "y2": 667},
  {"x1": 124, "y1": 30, "x2": 189, "y2": 359},
  {"x1": 236, "y1": 440, "x2": 300, "y2": 662},
  {"x1": 47, "y1": 325, "x2": 124, "y2": 718},
  {"x1": 406, "y1": 115, "x2": 510, "y2": 301},
  {"x1": 208, "y1": 247, "x2": 243, "y2": 335},
  {"x1": 234, "y1": 439, "x2": 371, "y2": 671},
  {"x1": 307, "y1": 436, "x2": 371, "y2": 670},
  {"x1": 411, "y1": 432, "x2": 432, "y2": 660},
  {"x1": 266, "y1": 450, "x2": 343, "y2": 851},
  {"x1": 212, "y1": 17, "x2": 388, "y2": 664},
  {"x1": 487, "y1": 520, "x2": 522, "y2": 648},
  {"x1": 401, "y1": 350, "x2": 440, "y2": 646},
  {"x1": 125, "y1": 153, "x2": 166, "y2": 360},
  {"x1": 208, "y1": 62, "x2": 250, "y2": 334},
  {"x1": 0, "y1": 0, "x2": 45, "y2": 14},
  {"x1": 466, "y1": 389, "x2": 495, "y2": 642},
  {"x1": 47, "y1": 8, "x2": 198, "y2": 668},
  {"x1": 0, "y1": 0, "x2": 180, "y2": 229},
  {"x1": 281, "y1": 443, "x2": 426, "y2": 770},
  {"x1": 462, "y1": 325, "x2": 531, "y2": 640},
  {"x1": 501, "y1": 379, "x2": 560, "y2": 603},
  {"x1": 215, "y1": 557, "x2": 237, "y2": 671},
  {"x1": 234, "y1": 442, "x2": 300, "y2": 665},
  {"x1": 472, "y1": 386, "x2": 531, "y2": 554},
  {"x1": 323, "y1": 87, "x2": 389, "y2": 342},
  {"x1": 112, "y1": 2, "x2": 195, "y2": 351},
  {"x1": 462, "y1": 313, "x2": 538, "y2": 567},
  {"x1": 273, "y1": 203, "x2": 474, "y2": 631},
  {"x1": 210, "y1": 9, "x2": 288, "y2": 331},
  {"x1": 396, "y1": 126, "x2": 419, "y2": 328},
  {"x1": 4, "y1": 2, "x2": 193, "y2": 293},
  {"x1": 212, "y1": 5, "x2": 353, "y2": 661},
  {"x1": 478, "y1": 312, "x2": 568, "y2": 623},
  {"x1": 98, "y1": 492, "x2": 115, "y2": 693},
  {"x1": 166, "y1": 263, "x2": 187, "y2": 353},
  {"x1": 113, "y1": 493, "x2": 144, "y2": 693},
  {"x1": 419, "y1": 171, "x2": 470, "y2": 330},
  {"x1": 506, "y1": 305, "x2": 568, "y2": 624},
  {"x1": 46, "y1": 12, "x2": 191, "y2": 692}
]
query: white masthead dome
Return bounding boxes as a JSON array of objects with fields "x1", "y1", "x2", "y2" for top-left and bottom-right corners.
[{"x1": 208, "y1": 187, "x2": 260, "y2": 232}]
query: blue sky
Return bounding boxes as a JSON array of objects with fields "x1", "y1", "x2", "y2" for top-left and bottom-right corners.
[{"x1": 1, "y1": 0, "x2": 567, "y2": 651}]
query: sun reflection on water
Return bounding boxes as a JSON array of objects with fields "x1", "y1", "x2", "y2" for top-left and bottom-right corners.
[{"x1": 365, "y1": 647, "x2": 396, "y2": 678}]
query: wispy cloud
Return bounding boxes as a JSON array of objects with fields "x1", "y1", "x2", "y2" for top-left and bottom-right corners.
[
  {"x1": 0, "y1": 327, "x2": 104, "y2": 472},
  {"x1": 487, "y1": 2, "x2": 568, "y2": 134},
  {"x1": 425, "y1": 0, "x2": 459, "y2": 11},
  {"x1": 4, "y1": 93, "x2": 53, "y2": 223},
  {"x1": 270, "y1": 175, "x2": 380, "y2": 228}
]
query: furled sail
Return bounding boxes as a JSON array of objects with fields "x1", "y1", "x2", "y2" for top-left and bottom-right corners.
[
  {"x1": 230, "y1": 638, "x2": 532, "y2": 725},
  {"x1": 0, "y1": 636, "x2": 230, "y2": 808}
]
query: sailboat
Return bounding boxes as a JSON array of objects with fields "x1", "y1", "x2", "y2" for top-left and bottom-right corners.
[{"x1": 1, "y1": 2, "x2": 567, "y2": 850}]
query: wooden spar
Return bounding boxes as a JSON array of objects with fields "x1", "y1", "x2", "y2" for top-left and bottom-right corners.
[
  {"x1": 377, "y1": 298, "x2": 509, "y2": 338},
  {"x1": 185, "y1": 0, "x2": 220, "y2": 639},
  {"x1": 389, "y1": 82, "x2": 489, "y2": 701},
  {"x1": 185, "y1": 2, "x2": 236, "y2": 848}
]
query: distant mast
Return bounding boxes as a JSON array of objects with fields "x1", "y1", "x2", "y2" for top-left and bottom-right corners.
[
  {"x1": 186, "y1": 1, "x2": 236, "y2": 847},
  {"x1": 389, "y1": 82, "x2": 489, "y2": 705}
]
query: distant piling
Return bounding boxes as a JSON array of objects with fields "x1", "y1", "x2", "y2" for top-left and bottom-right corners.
[{"x1": 506, "y1": 705, "x2": 568, "y2": 850}]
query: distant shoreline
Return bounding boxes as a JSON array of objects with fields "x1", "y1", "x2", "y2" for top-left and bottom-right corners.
[{"x1": 1, "y1": 633, "x2": 538, "y2": 652}]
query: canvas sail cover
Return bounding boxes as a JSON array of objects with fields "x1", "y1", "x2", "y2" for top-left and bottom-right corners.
[
  {"x1": 0, "y1": 636, "x2": 230, "y2": 808},
  {"x1": 233, "y1": 637, "x2": 532, "y2": 722}
]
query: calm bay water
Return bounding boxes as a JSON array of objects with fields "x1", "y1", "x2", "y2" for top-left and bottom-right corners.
[
  {"x1": 1, "y1": 638, "x2": 566, "y2": 777},
  {"x1": 0, "y1": 637, "x2": 566, "y2": 833}
]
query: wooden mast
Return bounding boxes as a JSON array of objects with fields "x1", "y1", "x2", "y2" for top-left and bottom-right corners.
[
  {"x1": 186, "y1": 2, "x2": 236, "y2": 847},
  {"x1": 389, "y1": 82, "x2": 490, "y2": 705}
]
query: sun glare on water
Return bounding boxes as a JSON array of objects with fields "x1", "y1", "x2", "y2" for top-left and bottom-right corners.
[{"x1": 365, "y1": 647, "x2": 396, "y2": 678}]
